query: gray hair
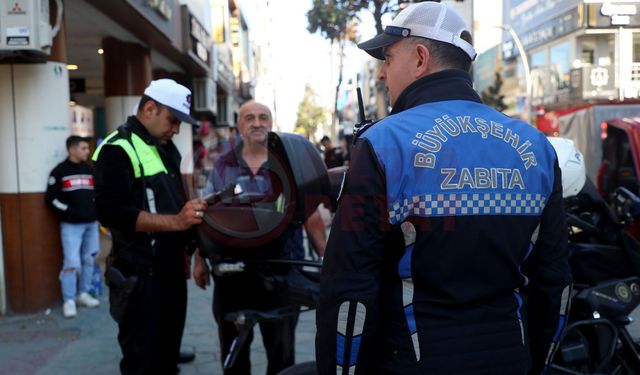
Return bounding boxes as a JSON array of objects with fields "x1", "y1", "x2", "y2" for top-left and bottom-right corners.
[{"x1": 406, "y1": 30, "x2": 473, "y2": 72}]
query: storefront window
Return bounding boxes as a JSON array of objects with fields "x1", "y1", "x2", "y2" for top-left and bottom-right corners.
[
  {"x1": 578, "y1": 34, "x2": 614, "y2": 66},
  {"x1": 550, "y1": 42, "x2": 571, "y2": 90},
  {"x1": 530, "y1": 50, "x2": 547, "y2": 98}
]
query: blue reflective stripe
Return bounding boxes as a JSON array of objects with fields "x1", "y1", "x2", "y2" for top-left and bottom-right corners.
[
  {"x1": 349, "y1": 335, "x2": 362, "y2": 367},
  {"x1": 404, "y1": 304, "x2": 417, "y2": 333},
  {"x1": 398, "y1": 244, "x2": 414, "y2": 278},
  {"x1": 524, "y1": 242, "x2": 534, "y2": 261},
  {"x1": 552, "y1": 315, "x2": 567, "y2": 342},
  {"x1": 389, "y1": 193, "x2": 546, "y2": 224},
  {"x1": 336, "y1": 333, "x2": 346, "y2": 366},
  {"x1": 513, "y1": 291, "x2": 523, "y2": 319}
]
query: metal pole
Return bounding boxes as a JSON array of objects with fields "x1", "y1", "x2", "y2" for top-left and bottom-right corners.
[
  {"x1": 618, "y1": 26, "x2": 624, "y2": 102},
  {"x1": 499, "y1": 24, "x2": 532, "y2": 122}
]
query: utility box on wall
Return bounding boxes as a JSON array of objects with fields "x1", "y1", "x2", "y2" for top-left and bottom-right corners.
[{"x1": 0, "y1": 0, "x2": 59, "y2": 61}]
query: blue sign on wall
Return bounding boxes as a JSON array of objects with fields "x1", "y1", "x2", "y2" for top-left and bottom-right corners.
[
  {"x1": 502, "y1": 0, "x2": 582, "y2": 59},
  {"x1": 503, "y1": 0, "x2": 581, "y2": 36}
]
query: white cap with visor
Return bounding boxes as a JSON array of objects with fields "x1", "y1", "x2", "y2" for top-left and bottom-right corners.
[
  {"x1": 358, "y1": 2, "x2": 476, "y2": 61},
  {"x1": 143, "y1": 79, "x2": 199, "y2": 126}
]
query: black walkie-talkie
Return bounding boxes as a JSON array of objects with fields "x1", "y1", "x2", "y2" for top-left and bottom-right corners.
[{"x1": 353, "y1": 87, "x2": 373, "y2": 143}]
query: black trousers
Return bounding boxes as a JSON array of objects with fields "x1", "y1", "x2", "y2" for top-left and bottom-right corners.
[
  {"x1": 116, "y1": 269, "x2": 187, "y2": 375},
  {"x1": 213, "y1": 272, "x2": 299, "y2": 375}
]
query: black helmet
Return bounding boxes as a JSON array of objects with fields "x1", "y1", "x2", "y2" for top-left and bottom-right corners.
[{"x1": 197, "y1": 132, "x2": 331, "y2": 258}]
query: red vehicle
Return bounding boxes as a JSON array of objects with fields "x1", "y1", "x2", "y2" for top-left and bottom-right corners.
[
  {"x1": 598, "y1": 118, "x2": 640, "y2": 239},
  {"x1": 598, "y1": 118, "x2": 640, "y2": 197},
  {"x1": 538, "y1": 104, "x2": 640, "y2": 184}
]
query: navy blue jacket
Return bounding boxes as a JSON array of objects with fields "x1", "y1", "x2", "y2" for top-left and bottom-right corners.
[{"x1": 316, "y1": 70, "x2": 571, "y2": 375}]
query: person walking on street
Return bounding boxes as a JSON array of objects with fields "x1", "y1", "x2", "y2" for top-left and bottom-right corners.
[
  {"x1": 320, "y1": 135, "x2": 344, "y2": 169},
  {"x1": 93, "y1": 78, "x2": 206, "y2": 375},
  {"x1": 46, "y1": 135, "x2": 101, "y2": 319},
  {"x1": 316, "y1": 3, "x2": 571, "y2": 375},
  {"x1": 192, "y1": 100, "x2": 327, "y2": 375}
]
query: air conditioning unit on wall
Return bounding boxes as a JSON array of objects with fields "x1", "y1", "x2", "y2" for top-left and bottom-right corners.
[
  {"x1": 193, "y1": 77, "x2": 217, "y2": 117},
  {"x1": 0, "y1": 0, "x2": 63, "y2": 62}
]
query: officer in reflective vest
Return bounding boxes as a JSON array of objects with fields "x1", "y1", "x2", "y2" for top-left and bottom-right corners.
[{"x1": 93, "y1": 79, "x2": 207, "y2": 375}]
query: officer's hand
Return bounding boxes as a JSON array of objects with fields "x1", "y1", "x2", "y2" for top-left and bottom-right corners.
[
  {"x1": 176, "y1": 198, "x2": 207, "y2": 230},
  {"x1": 193, "y1": 251, "x2": 210, "y2": 290}
]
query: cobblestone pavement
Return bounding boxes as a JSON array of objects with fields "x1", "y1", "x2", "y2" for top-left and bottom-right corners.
[{"x1": 0, "y1": 279, "x2": 317, "y2": 375}]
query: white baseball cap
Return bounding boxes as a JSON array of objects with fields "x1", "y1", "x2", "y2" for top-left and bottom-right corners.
[
  {"x1": 358, "y1": 2, "x2": 476, "y2": 61},
  {"x1": 143, "y1": 79, "x2": 199, "y2": 126}
]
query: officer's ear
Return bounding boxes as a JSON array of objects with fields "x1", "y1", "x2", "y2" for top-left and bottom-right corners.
[
  {"x1": 139, "y1": 100, "x2": 158, "y2": 120},
  {"x1": 414, "y1": 43, "x2": 431, "y2": 78}
]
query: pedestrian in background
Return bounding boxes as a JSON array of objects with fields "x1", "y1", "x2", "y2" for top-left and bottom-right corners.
[
  {"x1": 320, "y1": 135, "x2": 345, "y2": 169},
  {"x1": 193, "y1": 100, "x2": 327, "y2": 375},
  {"x1": 316, "y1": 3, "x2": 571, "y2": 374},
  {"x1": 93, "y1": 79, "x2": 206, "y2": 374},
  {"x1": 46, "y1": 135, "x2": 101, "y2": 319}
]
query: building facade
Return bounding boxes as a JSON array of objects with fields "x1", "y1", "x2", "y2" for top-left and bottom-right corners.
[
  {"x1": 0, "y1": 0, "x2": 256, "y2": 314},
  {"x1": 501, "y1": 0, "x2": 640, "y2": 121}
]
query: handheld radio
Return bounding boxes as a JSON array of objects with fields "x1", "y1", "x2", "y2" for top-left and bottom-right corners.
[{"x1": 353, "y1": 87, "x2": 373, "y2": 142}]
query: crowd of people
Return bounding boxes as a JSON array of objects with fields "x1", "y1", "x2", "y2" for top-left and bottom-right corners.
[{"x1": 45, "y1": 3, "x2": 570, "y2": 375}]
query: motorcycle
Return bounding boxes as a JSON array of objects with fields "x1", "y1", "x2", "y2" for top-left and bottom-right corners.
[{"x1": 549, "y1": 139, "x2": 640, "y2": 375}]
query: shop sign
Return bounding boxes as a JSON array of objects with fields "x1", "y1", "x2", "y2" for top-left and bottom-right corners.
[
  {"x1": 582, "y1": 65, "x2": 617, "y2": 100},
  {"x1": 189, "y1": 14, "x2": 209, "y2": 64},
  {"x1": 126, "y1": 0, "x2": 177, "y2": 42},
  {"x1": 69, "y1": 105, "x2": 94, "y2": 137},
  {"x1": 145, "y1": 0, "x2": 171, "y2": 21},
  {"x1": 503, "y1": 0, "x2": 581, "y2": 38},
  {"x1": 590, "y1": 67, "x2": 609, "y2": 87},
  {"x1": 600, "y1": 2, "x2": 637, "y2": 25},
  {"x1": 503, "y1": 7, "x2": 581, "y2": 59}
]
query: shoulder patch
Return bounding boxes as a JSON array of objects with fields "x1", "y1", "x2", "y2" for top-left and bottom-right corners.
[{"x1": 48, "y1": 176, "x2": 56, "y2": 185}]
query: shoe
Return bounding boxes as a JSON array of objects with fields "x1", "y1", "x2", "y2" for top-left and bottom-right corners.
[
  {"x1": 77, "y1": 292, "x2": 100, "y2": 308},
  {"x1": 177, "y1": 350, "x2": 196, "y2": 364},
  {"x1": 63, "y1": 300, "x2": 77, "y2": 318}
]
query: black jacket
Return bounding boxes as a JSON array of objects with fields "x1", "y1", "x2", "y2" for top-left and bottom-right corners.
[
  {"x1": 93, "y1": 116, "x2": 191, "y2": 270},
  {"x1": 45, "y1": 159, "x2": 96, "y2": 223},
  {"x1": 316, "y1": 70, "x2": 571, "y2": 375}
]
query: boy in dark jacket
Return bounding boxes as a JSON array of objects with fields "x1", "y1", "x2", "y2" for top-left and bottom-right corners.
[{"x1": 46, "y1": 135, "x2": 100, "y2": 318}]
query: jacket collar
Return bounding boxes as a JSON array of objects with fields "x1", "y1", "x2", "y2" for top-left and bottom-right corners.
[
  {"x1": 124, "y1": 115, "x2": 181, "y2": 168},
  {"x1": 390, "y1": 69, "x2": 482, "y2": 115},
  {"x1": 126, "y1": 116, "x2": 156, "y2": 145},
  {"x1": 222, "y1": 141, "x2": 270, "y2": 172}
]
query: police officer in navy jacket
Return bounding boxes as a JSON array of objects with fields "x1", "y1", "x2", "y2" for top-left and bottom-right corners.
[{"x1": 315, "y1": 3, "x2": 571, "y2": 375}]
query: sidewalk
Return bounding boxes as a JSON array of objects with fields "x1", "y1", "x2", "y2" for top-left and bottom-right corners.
[
  {"x1": 0, "y1": 279, "x2": 317, "y2": 375},
  {"x1": 1, "y1": 222, "x2": 326, "y2": 375},
  {"x1": 3, "y1": 280, "x2": 640, "y2": 374}
]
